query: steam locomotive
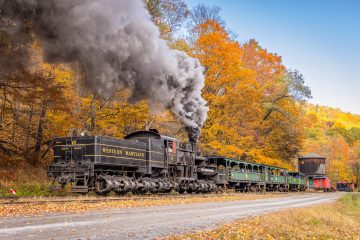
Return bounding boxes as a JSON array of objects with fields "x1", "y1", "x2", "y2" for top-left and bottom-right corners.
[{"x1": 47, "y1": 129, "x2": 307, "y2": 195}]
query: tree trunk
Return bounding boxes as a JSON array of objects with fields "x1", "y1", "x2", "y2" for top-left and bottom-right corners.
[
  {"x1": 356, "y1": 163, "x2": 360, "y2": 190},
  {"x1": 90, "y1": 95, "x2": 96, "y2": 132},
  {"x1": 24, "y1": 105, "x2": 33, "y2": 154},
  {"x1": 11, "y1": 99, "x2": 19, "y2": 140},
  {"x1": 0, "y1": 86, "x2": 6, "y2": 122},
  {"x1": 0, "y1": 93, "x2": 4, "y2": 129},
  {"x1": 33, "y1": 102, "x2": 47, "y2": 166}
]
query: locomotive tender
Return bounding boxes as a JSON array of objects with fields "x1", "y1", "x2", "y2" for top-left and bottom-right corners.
[{"x1": 47, "y1": 129, "x2": 307, "y2": 195}]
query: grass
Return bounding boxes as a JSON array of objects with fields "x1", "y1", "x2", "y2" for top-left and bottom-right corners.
[
  {"x1": 165, "y1": 193, "x2": 360, "y2": 240},
  {"x1": 0, "y1": 182, "x2": 72, "y2": 197},
  {"x1": 0, "y1": 165, "x2": 73, "y2": 197}
]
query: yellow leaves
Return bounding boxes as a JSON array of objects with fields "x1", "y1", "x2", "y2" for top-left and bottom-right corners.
[
  {"x1": 170, "y1": 39, "x2": 190, "y2": 53},
  {"x1": 247, "y1": 149, "x2": 293, "y2": 170}
]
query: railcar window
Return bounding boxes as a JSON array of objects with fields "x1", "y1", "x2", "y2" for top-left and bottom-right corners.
[
  {"x1": 239, "y1": 163, "x2": 245, "y2": 171},
  {"x1": 232, "y1": 165, "x2": 239, "y2": 171},
  {"x1": 218, "y1": 165, "x2": 225, "y2": 171}
]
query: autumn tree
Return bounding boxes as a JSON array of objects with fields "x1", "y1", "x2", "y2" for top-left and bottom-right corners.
[
  {"x1": 191, "y1": 20, "x2": 261, "y2": 159},
  {"x1": 241, "y1": 40, "x2": 311, "y2": 162},
  {"x1": 145, "y1": 0, "x2": 189, "y2": 39},
  {"x1": 0, "y1": 22, "x2": 76, "y2": 167}
]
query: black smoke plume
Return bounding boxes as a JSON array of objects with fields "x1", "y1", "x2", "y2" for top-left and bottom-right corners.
[{"x1": 0, "y1": 0, "x2": 208, "y2": 142}]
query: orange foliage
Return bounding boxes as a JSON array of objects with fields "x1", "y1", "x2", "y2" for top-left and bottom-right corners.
[
  {"x1": 191, "y1": 20, "x2": 305, "y2": 169},
  {"x1": 303, "y1": 104, "x2": 360, "y2": 183}
]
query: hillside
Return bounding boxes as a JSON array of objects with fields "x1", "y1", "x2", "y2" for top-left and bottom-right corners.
[{"x1": 302, "y1": 104, "x2": 360, "y2": 184}]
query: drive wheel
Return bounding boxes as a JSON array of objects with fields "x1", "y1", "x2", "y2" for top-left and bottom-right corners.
[{"x1": 94, "y1": 176, "x2": 111, "y2": 196}]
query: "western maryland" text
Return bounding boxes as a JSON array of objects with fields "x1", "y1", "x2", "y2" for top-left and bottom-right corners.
[{"x1": 102, "y1": 147, "x2": 145, "y2": 158}]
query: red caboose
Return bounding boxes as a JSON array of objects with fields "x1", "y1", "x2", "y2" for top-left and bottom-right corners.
[{"x1": 313, "y1": 177, "x2": 332, "y2": 191}]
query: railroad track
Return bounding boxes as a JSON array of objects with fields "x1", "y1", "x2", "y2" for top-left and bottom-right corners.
[
  {"x1": 0, "y1": 193, "x2": 223, "y2": 205},
  {"x1": 0, "y1": 192, "x2": 287, "y2": 205}
]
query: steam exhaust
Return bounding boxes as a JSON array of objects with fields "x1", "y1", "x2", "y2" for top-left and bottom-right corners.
[{"x1": 0, "y1": 0, "x2": 208, "y2": 141}]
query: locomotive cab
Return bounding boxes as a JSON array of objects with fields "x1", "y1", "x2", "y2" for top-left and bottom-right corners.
[{"x1": 125, "y1": 129, "x2": 197, "y2": 179}]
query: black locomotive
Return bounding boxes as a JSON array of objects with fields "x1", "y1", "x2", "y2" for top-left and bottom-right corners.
[
  {"x1": 48, "y1": 129, "x2": 217, "y2": 195},
  {"x1": 47, "y1": 129, "x2": 307, "y2": 195}
]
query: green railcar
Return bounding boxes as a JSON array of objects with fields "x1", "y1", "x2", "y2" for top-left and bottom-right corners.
[
  {"x1": 263, "y1": 165, "x2": 288, "y2": 191},
  {"x1": 288, "y1": 172, "x2": 307, "y2": 191},
  {"x1": 288, "y1": 176, "x2": 300, "y2": 185},
  {"x1": 206, "y1": 157, "x2": 267, "y2": 192},
  {"x1": 205, "y1": 157, "x2": 306, "y2": 192}
]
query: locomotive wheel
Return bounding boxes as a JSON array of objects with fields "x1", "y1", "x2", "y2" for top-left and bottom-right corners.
[
  {"x1": 189, "y1": 180, "x2": 200, "y2": 193},
  {"x1": 95, "y1": 182, "x2": 110, "y2": 196},
  {"x1": 134, "y1": 178, "x2": 151, "y2": 194},
  {"x1": 94, "y1": 176, "x2": 111, "y2": 196}
]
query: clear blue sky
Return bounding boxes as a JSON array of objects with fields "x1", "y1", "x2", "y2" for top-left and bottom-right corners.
[{"x1": 186, "y1": 0, "x2": 360, "y2": 114}]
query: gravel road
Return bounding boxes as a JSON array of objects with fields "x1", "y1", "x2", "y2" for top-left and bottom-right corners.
[{"x1": 0, "y1": 192, "x2": 343, "y2": 240}]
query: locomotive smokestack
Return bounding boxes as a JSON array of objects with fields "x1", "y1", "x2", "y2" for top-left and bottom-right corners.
[
  {"x1": 189, "y1": 137, "x2": 196, "y2": 144},
  {"x1": 186, "y1": 126, "x2": 198, "y2": 143},
  {"x1": 0, "y1": 0, "x2": 208, "y2": 142}
]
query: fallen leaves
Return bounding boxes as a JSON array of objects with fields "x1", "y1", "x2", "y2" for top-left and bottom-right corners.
[
  {"x1": 0, "y1": 192, "x2": 283, "y2": 217},
  {"x1": 164, "y1": 193, "x2": 360, "y2": 240}
]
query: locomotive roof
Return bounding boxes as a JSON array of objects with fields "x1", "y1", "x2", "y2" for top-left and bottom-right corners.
[
  {"x1": 124, "y1": 130, "x2": 179, "y2": 142},
  {"x1": 288, "y1": 171, "x2": 305, "y2": 176},
  {"x1": 207, "y1": 156, "x2": 287, "y2": 170},
  {"x1": 299, "y1": 153, "x2": 325, "y2": 159}
]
